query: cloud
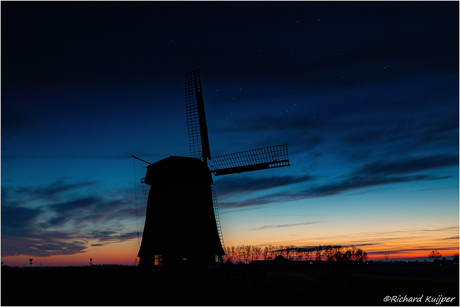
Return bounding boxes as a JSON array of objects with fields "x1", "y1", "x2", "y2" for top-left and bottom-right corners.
[
  {"x1": 299, "y1": 174, "x2": 448, "y2": 198},
  {"x1": 2, "y1": 179, "x2": 98, "y2": 207},
  {"x1": 215, "y1": 175, "x2": 312, "y2": 195},
  {"x1": 359, "y1": 155, "x2": 458, "y2": 176},
  {"x1": 220, "y1": 174, "x2": 447, "y2": 208},
  {"x1": 250, "y1": 221, "x2": 321, "y2": 231},
  {"x1": 219, "y1": 153, "x2": 456, "y2": 209},
  {"x1": 50, "y1": 197, "x2": 101, "y2": 214},
  {"x1": 30, "y1": 179, "x2": 97, "y2": 198},
  {"x1": 219, "y1": 192, "x2": 300, "y2": 209},
  {"x1": 441, "y1": 236, "x2": 459, "y2": 241},
  {"x1": 1, "y1": 229, "x2": 88, "y2": 257},
  {"x1": 219, "y1": 206, "x2": 264, "y2": 215},
  {"x1": 1, "y1": 206, "x2": 43, "y2": 233},
  {"x1": 1, "y1": 178, "x2": 141, "y2": 257},
  {"x1": 1, "y1": 153, "x2": 134, "y2": 160}
]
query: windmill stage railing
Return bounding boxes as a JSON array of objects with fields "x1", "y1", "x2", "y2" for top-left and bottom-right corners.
[
  {"x1": 210, "y1": 183, "x2": 225, "y2": 250},
  {"x1": 209, "y1": 144, "x2": 290, "y2": 176}
]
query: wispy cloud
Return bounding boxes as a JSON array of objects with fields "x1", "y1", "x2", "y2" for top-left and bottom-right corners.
[
  {"x1": 258, "y1": 226, "x2": 459, "y2": 258},
  {"x1": 359, "y1": 155, "x2": 458, "y2": 176},
  {"x1": 219, "y1": 154, "x2": 457, "y2": 208},
  {"x1": 215, "y1": 175, "x2": 312, "y2": 195},
  {"x1": 250, "y1": 221, "x2": 321, "y2": 231},
  {"x1": 1, "y1": 178, "x2": 140, "y2": 257}
]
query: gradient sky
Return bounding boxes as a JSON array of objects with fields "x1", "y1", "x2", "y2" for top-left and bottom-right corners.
[{"x1": 2, "y1": 2, "x2": 458, "y2": 266}]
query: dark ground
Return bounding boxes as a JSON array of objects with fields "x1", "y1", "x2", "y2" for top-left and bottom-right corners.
[{"x1": 1, "y1": 261, "x2": 458, "y2": 305}]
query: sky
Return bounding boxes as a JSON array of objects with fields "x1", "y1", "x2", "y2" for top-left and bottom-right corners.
[{"x1": 1, "y1": 2, "x2": 459, "y2": 266}]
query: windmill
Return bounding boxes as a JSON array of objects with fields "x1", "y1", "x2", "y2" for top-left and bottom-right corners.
[{"x1": 135, "y1": 69, "x2": 290, "y2": 269}]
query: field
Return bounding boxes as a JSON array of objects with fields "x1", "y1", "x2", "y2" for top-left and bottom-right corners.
[{"x1": 1, "y1": 261, "x2": 458, "y2": 305}]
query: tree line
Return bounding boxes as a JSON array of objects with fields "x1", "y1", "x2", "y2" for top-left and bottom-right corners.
[{"x1": 223, "y1": 245, "x2": 368, "y2": 264}]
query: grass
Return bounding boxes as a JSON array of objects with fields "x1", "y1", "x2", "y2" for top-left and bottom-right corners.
[{"x1": 1, "y1": 262, "x2": 458, "y2": 305}]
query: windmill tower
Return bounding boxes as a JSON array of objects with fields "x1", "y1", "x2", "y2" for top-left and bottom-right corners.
[{"x1": 137, "y1": 69, "x2": 290, "y2": 269}]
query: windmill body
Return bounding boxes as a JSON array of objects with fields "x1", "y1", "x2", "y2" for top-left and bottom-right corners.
[
  {"x1": 137, "y1": 70, "x2": 289, "y2": 269},
  {"x1": 137, "y1": 156, "x2": 224, "y2": 268}
]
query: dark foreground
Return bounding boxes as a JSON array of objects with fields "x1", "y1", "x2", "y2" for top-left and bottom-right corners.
[{"x1": 1, "y1": 261, "x2": 458, "y2": 305}]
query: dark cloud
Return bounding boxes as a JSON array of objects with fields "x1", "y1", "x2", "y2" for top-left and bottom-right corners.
[
  {"x1": 300, "y1": 174, "x2": 439, "y2": 198},
  {"x1": 50, "y1": 197, "x2": 101, "y2": 214},
  {"x1": 359, "y1": 155, "x2": 458, "y2": 177},
  {"x1": 46, "y1": 216, "x2": 68, "y2": 227},
  {"x1": 295, "y1": 243, "x2": 380, "y2": 252},
  {"x1": 441, "y1": 236, "x2": 459, "y2": 241},
  {"x1": 219, "y1": 206, "x2": 264, "y2": 215},
  {"x1": 250, "y1": 221, "x2": 321, "y2": 231},
  {"x1": 368, "y1": 246, "x2": 457, "y2": 256},
  {"x1": 34, "y1": 179, "x2": 97, "y2": 198},
  {"x1": 289, "y1": 173, "x2": 448, "y2": 200},
  {"x1": 220, "y1": 154, "x2": 455, "y2": 208},
  {"x1": 1, "y1": 237, "x2": 88, "y2": 257},
  {"x1": 215, "y1": 175, "x2": 312, "y2": 195},
  {"x1": 1, "y1": 179, "x2": 98, "y2": 208},
  {"x1": 1, "y1": 153, "x2": 134, "y2": 160},
  {"x1": 1, "y1": 206, "x2": 43, "y2": 232},
  {"x1": 0, "y1": 177, "x2": 140, "y2": 257},
  {"x1": 220, "y1": 175, "x2": 448, "y2": 208},
  {"x1": 219, "y1": 193, "x2": 295, "y2": 209}
]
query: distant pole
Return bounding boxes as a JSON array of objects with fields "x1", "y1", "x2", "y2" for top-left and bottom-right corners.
[
  {"x1": 90, "y1": 258, "x2": 92, "y2": 266},
  {"x1": 29, "y1": 259, "x2": 33, "y2": 266}
]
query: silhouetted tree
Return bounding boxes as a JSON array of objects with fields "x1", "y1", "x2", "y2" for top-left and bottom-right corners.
[
  {"x1": 253, "y1": 246, "x2": 262, "y2": 261},
  {"x1": 331, "y1": 246, "x2": 343, "y2": 262},
  {"x1": 221, "y1": 244, "x2": 369, "y2": 264},
  {"x1": 296, "y1": 248, "x2": 303, "y2": 261},
  {"x1": 286, "y1": 245, "x2": 295, "y2": 260},
  {"x1": 244, "y1": 245, "x2": 252, "y2": 262},
  {"x1": 428, "y1": 250, "x2": 442, "y2": 261},
  {"x1": 355, "y1": 248, "x2": 368, "y2": 264},
  {"x1": 324, "y1": 245, "x2": 335, "y2": 262},
  {"x1": 263, "y1": 246, "x2": 269, "y2": 260},
  {"x1": 314, "y1": 245, "x2": 322, "y2": 261}
]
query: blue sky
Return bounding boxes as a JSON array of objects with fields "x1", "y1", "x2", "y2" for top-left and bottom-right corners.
[{"x1": 1, "y1": 2, "x2": 458, "y2": 264}]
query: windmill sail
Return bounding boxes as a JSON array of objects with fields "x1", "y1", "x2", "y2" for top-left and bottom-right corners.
[
  {"x1": 135, "y1": 69, "x2": 290, "y2": 269},
  {"x1": 210, "y1": 144, "x2": 290, "y2": 176},
  {"x1": 185, "y1": 69, "x2": 211, "y2": 164}
]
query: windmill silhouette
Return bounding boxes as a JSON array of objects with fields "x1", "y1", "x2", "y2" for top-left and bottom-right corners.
[{"x1": 136, "y1": 69, "x2": 290, "y2": 269}]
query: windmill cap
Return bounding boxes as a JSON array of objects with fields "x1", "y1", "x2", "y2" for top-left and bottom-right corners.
[{"x1": 143, "y1": 156, "x2": 212, "y2": 185}]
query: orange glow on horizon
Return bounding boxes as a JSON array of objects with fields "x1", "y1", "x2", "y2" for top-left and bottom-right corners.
[
  {"x1": 2, "y1": 229, "x2": 458, "y2": 266},
  {"x1": 2, "y1": 239, "x2": 140, "y2": 267}
]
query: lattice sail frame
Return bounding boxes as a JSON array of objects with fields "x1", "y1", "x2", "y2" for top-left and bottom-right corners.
[
  {"x1": 185, "y1": 70, "x2": 211, "y2": 162},
  {"x1": 185, "y1": 70, "x2": 290, "y2": 254},
  {"x1": 209, "y1": 144, "x2": 290, "y2": 176}
]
